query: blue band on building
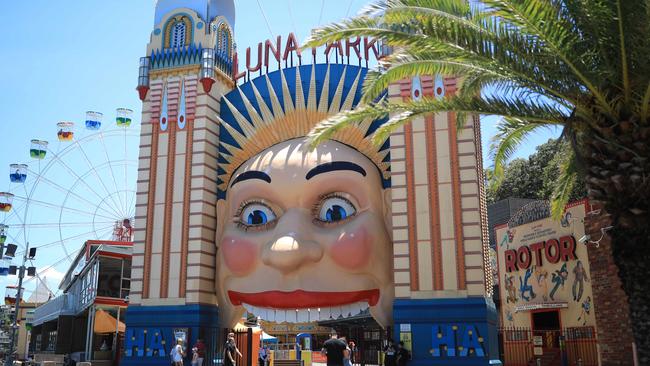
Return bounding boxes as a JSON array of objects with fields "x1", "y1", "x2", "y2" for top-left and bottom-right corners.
[
  {"x1": 393, "y1": 298, "x2": 500, "y2": 366},
  {"x1": 122, "y1": 304, "x2": 219, "y2": 366}
]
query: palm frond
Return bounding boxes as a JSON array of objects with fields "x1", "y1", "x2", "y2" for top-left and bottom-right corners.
[
  {"x1": 550, "y1": 148, "x2": 578, "y2": 219},
  {"x1": 482, "y1": 0, "x2": 614, "y2": 116},
  {"x1": 366, "y1": 95, "x2": 567, "y2": 145},
  {"x1": 490, "y1": 117, "x2": 556, "y2": 181}
]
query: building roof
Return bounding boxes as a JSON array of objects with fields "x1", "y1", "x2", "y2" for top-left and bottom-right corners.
[{"x1": 154, "y1": 0, "x2": 235, "y2": 28}]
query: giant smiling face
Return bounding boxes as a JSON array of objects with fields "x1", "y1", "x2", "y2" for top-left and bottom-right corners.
[{"x1": 216, "y1": 138, "x2": 394, "y2": 327}]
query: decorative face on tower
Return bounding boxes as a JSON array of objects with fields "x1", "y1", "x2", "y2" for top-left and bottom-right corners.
[{"x1": 215, "y1": 137, "x2": 394, "y2": 327}]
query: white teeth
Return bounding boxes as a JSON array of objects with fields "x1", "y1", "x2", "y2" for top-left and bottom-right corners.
[
  {"x1": 297, "y1": 309, "x2": 309, "y2": 322},
  {"x1": 341, "y1": 303, "x2": 355, "y2": 318},
  {"x1": 267, "y1": 309, "x2": 276, "y2": 322},
  {"x1": 241, "y1": 302, "x2": 372, "y2": 323},
  {"x1": 275, "y1": 309, "x2": 287, "y2": 323}
]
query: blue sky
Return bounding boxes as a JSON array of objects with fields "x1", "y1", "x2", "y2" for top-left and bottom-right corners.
[{"x1": 0, "y1": 0, "x2": 558, "y2": 296}]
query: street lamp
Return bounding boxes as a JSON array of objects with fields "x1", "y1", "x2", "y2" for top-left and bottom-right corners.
[{"x1": 4, "y1": 243, "x2": 36, "y2": 366}]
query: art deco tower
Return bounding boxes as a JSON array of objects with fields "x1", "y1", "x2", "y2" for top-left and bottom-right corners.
[{"x1": 123, "y1": 1, "x2": 235, "y2": 365}]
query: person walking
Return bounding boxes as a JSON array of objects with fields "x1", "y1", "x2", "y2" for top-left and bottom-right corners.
[
  {"x1": 343, "y1": 341, "x2": 352, "y2": 366},
  {"x1": 224, "y1": 333, "x2": 243, "y2": 366},
  {"x1": 384, "y1": 340, "x2": 396, "y2": 366},
  {"x1": 258, "y1": 345, "x2": 268, "y2": 366},
  {"x1": 348, "y1": 341, "x2": 357, "y2": 365},
  {"x1": 295, "y1": 342, "x2": 302, "y2": 361},
  {"x1": 170, "y1": 338, "x2": 185, "y2": 366},
  {"x1": 193, "y1": 338, "x2": 206, "y2": 366},
  {"x1": 321, "y1": 334, "x2": 347, "y2": 366},
  {"x1": 396, "y1": 342, "x2": 410, "y2": 366},
  {"x1": 191, "y1": 347, "x2": 199, "y2": 366}
]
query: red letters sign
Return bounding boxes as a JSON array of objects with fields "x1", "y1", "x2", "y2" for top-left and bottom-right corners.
[
  {"x1": 233, "y1": 33, "x2": 383, "y2": 83},
  {"x1": 504, "y1": 236, "x2": 577, "y2": 272}
]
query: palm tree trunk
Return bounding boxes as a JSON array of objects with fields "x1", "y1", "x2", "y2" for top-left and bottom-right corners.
[
  {"x1": 611, "y1": 232, "x2": 650, "y2": 364},
  {"x1": 582, "y1": 126, "x2": 650, "y2": 363}
]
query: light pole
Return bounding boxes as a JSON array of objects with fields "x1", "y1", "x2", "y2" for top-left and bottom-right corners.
[{"x1": 5, "y1": 243, "x2": 36, "y2": 366}]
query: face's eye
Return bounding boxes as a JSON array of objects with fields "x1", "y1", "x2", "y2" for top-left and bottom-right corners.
[
  {"x1": 239, "y1": 202, "x2": 276, "y2": 226},
  {"x1": 316, "y1": 195, "x2": 357, "y2": 224}
]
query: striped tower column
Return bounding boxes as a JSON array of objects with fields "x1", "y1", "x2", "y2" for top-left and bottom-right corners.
[{"x1": 389, "y1": 76, "x2": 498, "y2": 365}]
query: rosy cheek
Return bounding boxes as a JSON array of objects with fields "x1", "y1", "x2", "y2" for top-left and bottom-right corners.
[
  {"x1": 221, "y1": 235, "x2": 258, "y2": 275},
  {"x1": 330, "y1": 226, "x2": 371, "y2": 269}
]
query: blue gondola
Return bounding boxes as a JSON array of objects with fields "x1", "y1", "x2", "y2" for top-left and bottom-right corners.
[
  {"x1": 86, "y1": 111, "x2": 103, "y2": 130},
  {"x1": 9, "y1": 164, "x2": 27, "y2": 183}
]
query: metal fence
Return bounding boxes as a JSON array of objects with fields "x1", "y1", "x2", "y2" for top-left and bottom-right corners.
[{"x1": 499, "y1": 327, "x2": 598, "y2": 366}]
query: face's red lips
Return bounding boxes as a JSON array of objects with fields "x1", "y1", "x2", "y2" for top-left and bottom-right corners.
[{"x1": 228, "y1": 289, "x2": 380, "y2": 309}]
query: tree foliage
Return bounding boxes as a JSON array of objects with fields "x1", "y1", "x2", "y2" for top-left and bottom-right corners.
[{"x1": 486, "y1": 139, "x2": 586, "y2": 203}]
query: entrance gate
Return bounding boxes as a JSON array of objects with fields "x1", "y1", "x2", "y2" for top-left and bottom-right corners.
[{"x1": 498, "y1": 327, "x2": 598, "y2": 366}]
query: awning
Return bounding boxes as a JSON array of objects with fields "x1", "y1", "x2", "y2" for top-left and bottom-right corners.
[
  {"x1": 262, "y1": 332, "x2": 277, "y2": 343},
  {"x1": 94, "y1": 309, "x2": 125, "y2": 334}
]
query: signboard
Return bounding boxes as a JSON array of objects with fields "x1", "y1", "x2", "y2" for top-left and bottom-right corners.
[
  {"x1": 515, "y1": 302, "x2": 568, "y2": 313},
  {"x1": 533, "y1": 336, "x2": 543, "y2": 346},
  {"x1": 400, "y1": 324, "x2": 411, "y2": 332},
  {"x1": 496, "y1": 201, "x2": 595, "y2": 329}
]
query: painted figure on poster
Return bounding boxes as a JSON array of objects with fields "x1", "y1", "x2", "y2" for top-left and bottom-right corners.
[
  {"x1": 215, "y1": 64, "x2": 394, "y2": 327},
  {"x1": 577, "y1": 296, "x2": 592, "y2": 326},
  {"x1": 550, "y1": 263, "x2": 569, "y2": 301},
  {"x1": 572, "y1": 260, "x2": 589, "y2": 302},
  {"x1": 519, "y1": 268, "x2": 536, "y2": 302},
  {"x1": 534, "y1": 266, "x2": 549, "y2": 301},
  {"x1": 504, "y1": 274, "x2": 518, "y2": 303},
  {"x1": 498, "y1": 229, "x2": 515, "y2": 248}
]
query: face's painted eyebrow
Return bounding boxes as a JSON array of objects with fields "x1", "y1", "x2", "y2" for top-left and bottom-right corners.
[
  {"x1": 305, "y1": 161, "x2": 367, "y2": 180},
  {"x1": 230, "y1": 171, "x2": 272, "y2": 187}
]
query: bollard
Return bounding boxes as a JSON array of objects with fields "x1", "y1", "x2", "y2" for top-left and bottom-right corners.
[
  {"x1": 536, "y1": 358, "x2": 541, "y2": 366},
  {"x1": 577, "y1": 358, "x2": 583, "y2": 366}
]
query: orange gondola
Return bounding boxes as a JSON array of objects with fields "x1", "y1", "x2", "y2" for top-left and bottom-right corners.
[
  {"x1": 0, "y1": 193, "x2": 14, "y2": 213},
  {"x1": 57, "y1": 121, "x2": 75, "y2": 141}
]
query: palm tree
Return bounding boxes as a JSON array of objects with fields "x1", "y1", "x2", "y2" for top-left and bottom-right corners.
[{"x1": 304, "y1": 0, "x2": 650, "y2": 361}]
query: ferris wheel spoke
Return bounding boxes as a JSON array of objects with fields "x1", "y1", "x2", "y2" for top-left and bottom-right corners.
[
  {"x1": 44, "y1": 148, "x2": 124, "y2": 216},
  {"x1": 11, "y1": 195, "x2": 118, "y2": 222},
  {"x1": 97, "y1": 132, "x2": 128, "y2": 216},
  {"x1": 70, "y1": 138, "x2": 127, "y2": 217},
  {"x1": 25, "y1": 168, "x2": 123, "y2": 220},
  {"x1": 6, "y1": 221, "x2": 116, "y2": 229},
  {"x1": 24, "y1": 223, "x2": 116, "y2": 254},
  {"x1": 0, "y1": 199, "x2": 29, "y2": 226}
]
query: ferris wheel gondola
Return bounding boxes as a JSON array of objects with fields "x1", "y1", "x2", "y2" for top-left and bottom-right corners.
[{"x1": 0, "y1": 108, "x2": 139, "y2": 296}]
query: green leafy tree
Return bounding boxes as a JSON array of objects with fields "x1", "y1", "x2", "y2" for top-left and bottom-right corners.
[
  {"x1": 487, "y1": 139, "x2": 586, "y2": 203},
  {"x1": 305, "y1": 0, "x2": 650, "y2": 360}
]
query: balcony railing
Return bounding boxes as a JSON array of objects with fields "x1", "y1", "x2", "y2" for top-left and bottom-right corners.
[{"x1": 32, "y1": 294, "x2": 76, "y2": 326}]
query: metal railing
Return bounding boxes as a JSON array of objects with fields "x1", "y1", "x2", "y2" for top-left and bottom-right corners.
[
  {"x1": 31, "y1": 294, "x2": 75, "y2": 326},
  {"x1": 499, "y1": 326, "x2": 598, "y2": 366}
]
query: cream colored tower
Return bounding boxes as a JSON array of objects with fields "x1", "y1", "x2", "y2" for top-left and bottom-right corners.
[
  {"x1": 124, "y1": 2, "x2": 236, "y2": 365},
  {"x1": 388, "y1": 75, "x2": 498, "y2": 362}
]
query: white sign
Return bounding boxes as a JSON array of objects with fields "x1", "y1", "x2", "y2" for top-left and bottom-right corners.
[
  {"x1": 514, "y1": 302, "x2": 568, "y2": 313},
  {"x1": 400, "y1": 324, "x2": 411, "y2": 332}
]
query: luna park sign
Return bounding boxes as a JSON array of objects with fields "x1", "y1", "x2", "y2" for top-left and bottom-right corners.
[{"x1": 233, "y1": 33, "x2": 385, "y2": 83}]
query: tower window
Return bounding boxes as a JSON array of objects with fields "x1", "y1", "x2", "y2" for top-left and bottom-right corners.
[
  {"x1": 171, "y1": 22, "x2": 186, "y2": 48},
  {"x1": 217, "y1": 24, "x2": 232, "y2": 58}
]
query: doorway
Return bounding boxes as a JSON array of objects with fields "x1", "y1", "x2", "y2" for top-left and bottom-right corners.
[{"x1": 532, "y1": 310, "x2": 561, "y2": 350}]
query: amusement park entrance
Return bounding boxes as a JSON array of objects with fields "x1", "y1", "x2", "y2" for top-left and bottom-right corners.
[{"x1": 224, "y1": 313, "x2": 388, "y2": 366}]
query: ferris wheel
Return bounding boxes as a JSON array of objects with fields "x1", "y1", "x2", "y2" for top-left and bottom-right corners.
[{"x1": 0, "y1": 109, "x2": 139, "y2": 296}]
